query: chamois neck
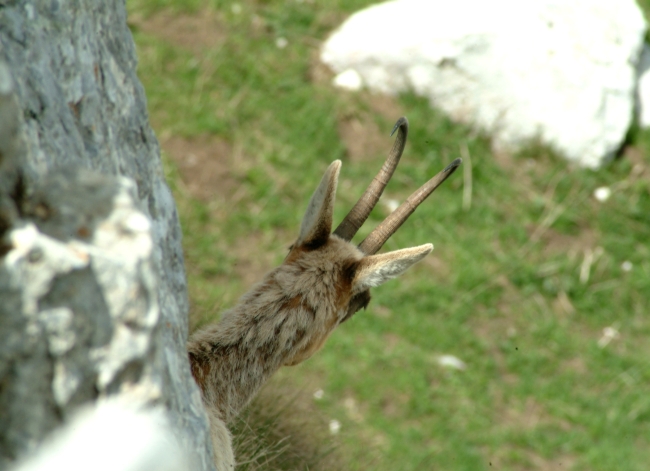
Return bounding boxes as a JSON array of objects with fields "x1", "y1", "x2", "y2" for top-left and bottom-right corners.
[
  {"x1": 188, "y1": 306, "x2": 287, "y2": 422},
  {"x1": 187, "y1": 262, "x2": 341, "y2": 422}
]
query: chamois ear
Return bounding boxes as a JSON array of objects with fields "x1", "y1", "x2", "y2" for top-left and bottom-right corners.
[
  {"x1": 296, "y1": 160, "x2": 341, "y2": 248},
  {"x1": 352, "y1": 244, "x2": 433, "y2": 292}
]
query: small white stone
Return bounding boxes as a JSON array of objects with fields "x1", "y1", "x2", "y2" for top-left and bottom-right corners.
[
  {"x1": 313, "y1": 389, "x2": 324, "y2": 400},
  {"x1": 593, "y1": 186, "x2": 611, "y2": 202},
  {"x1": 621, "y1": 260, "x2": 633, "y2": 272},
  {"x1": 437, "y1": 354, "x2": 466, "y2": 370},
  {"x1": 333, "y1": 69, "x2": 363, "y2": 91},
  {"x1": 328, "y1": 419, "x2": 341, "y2": 435},
  {"x1": 275, "y1": 37, "x2": 288, "y2": 49},
  {"x1": 598, "y1": 325, "x2": 620, "y2": 348}
]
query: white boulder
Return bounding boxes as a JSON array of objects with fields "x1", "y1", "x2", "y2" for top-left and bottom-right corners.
[{"x1": 321, "y1": 0, "x2": 647, "y2": 169}]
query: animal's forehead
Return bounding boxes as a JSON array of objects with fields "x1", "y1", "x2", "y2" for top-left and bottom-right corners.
[
  {"x1": 320, "y1": 235, "x2": 365, "y2": 259},
  {"x1": 285, "y1": 234, "x2": 364, "y2": 265}
]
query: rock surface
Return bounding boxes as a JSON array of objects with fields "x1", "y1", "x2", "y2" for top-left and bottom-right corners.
[
  {"x1": 0, "y1": 2, "x2": 214, "y2": 470},
  {"x1": 321, "y1": 0, "x2": 647, "y2": 169},
  {"x1": 11, "y1": 399, "x2": 189, "y2": 471},
  {"x1": 636, "y1": 44, "x2": 650, "y2": 128}
]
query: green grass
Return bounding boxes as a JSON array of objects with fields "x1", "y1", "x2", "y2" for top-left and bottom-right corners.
[{"x1": 128, "y1": 1, "x2": 650, "y2": 469}]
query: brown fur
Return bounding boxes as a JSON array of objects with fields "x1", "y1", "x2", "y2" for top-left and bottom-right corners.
[{"x1": 187, "y1": 161, "x2": 433, "y2": 469}]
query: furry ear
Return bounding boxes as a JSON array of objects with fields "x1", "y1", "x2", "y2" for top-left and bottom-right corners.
[
  {"x1": 296, "y1": 160, "x2": 341, "y2": 248},
  {"x1": 352, "y1": 244, "x2": 433, "y2": 292}
]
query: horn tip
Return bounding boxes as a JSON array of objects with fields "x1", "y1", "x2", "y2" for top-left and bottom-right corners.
[
  {"x1": 390, "y1": 116, "x2": 409, "y2": 137},
  {"x1": 444, "y1": 158, "x2": 462, "y2": 173}
]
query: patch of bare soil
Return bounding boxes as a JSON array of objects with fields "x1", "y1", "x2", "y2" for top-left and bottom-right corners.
[
  {"x1": 309, "y1": 43, "x2": 406, "y2": 162},
  {"x1": 161, "y1": 134, "x2": 292, "y2": 290},
  {"x1": 621, "y1": 145, "x2": 649, "y2": 174},
  {"x1": 228, "y1": 231, "x2": 285, "y2": 288},
  {"x1": 336, "y1": 96, "x2": 406, "y2": 162},
  {"x1": 129, "y1": 9, "x2": 227, "y2": 55},
  {"x1": 527, "y1": 453, "x2": 576, "y2": 471},
  {"x1": 492, "y1": 148, "x2": 536, "y2": 192},
  {"x1": 379, "y1": 388, "x2": 409, "y2": 420},
  {"x1": 161, "y1": 134, "x2": 242, "y2": 202},
  {"x1": 501, "y1": 396, "x2": 566, "y2": 431},
  {"x1": 364, "y1": 93, "x2": 405, "y2": 123},
  {"x1": 561, "y1": 356, "x2": 587, "y2": 375},
  {"x1": 537, "y1": 226, "x2": 598, "y2": 260},
  {"x1": 308, "y1": 47, "x2": 336, "y2": 86},
  {"x1": 471, "y1": 311, "x2": 518, "y2": 347},
  {"x1": 337, "y1": 115, "x2": 393, "y2": 162},
  {"x1": 486, "y1": 446, "x2": 577, "y2": 471},
  {"x1": 485, "y1": 395, "x2": 576, "y2": 470}
]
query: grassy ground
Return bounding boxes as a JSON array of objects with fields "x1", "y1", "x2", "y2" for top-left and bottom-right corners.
[{"x1": 127, "y1": 2, "x2": 650, "y2": 470}]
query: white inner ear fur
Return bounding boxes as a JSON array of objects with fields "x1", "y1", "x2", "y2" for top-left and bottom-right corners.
[
  {"x1": 353, "y1": 244, "x2": 433, "y2": 292},
  {"x1": 296, "y1": 160, "x2": 341, "y2": 246}
]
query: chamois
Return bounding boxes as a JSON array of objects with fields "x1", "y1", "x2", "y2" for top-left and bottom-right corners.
[{"x1": 188, "y1": 117, "x2": 461, "y2": 468}]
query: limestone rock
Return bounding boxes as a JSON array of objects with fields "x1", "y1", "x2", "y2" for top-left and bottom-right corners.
[
  {"x1": 321, "y1": 0, "x2": 647, "y2": 169},
  {"x1": 11, "y1": 399, "x2": 189, "y2": 471},
  {"x1": 0, "y1": 1, "x2": 214, "y2": 469},
  {"x1": 1, "y1": 168, "x2": 158, "y2": 462}
]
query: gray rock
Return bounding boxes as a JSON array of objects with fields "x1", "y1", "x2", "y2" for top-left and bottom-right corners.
[
  {"x1": 0, "y1": 2, "x2": 214, "y2": 470},
  {"x1": 636, "y1": 44, "x2": 650, "y2": 128},
  {"x1": 11, "y1": 399, "x2": 190, "y2": 471}
]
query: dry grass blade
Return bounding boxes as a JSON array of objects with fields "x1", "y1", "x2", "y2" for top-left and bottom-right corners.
[{"x1": 231, "y1": 383, "x2": 346, "y2": 471}]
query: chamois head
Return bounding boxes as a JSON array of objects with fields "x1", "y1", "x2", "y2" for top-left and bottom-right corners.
[{"x1": 281, "y1": 117, "x2": 461, "y2": 366}]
